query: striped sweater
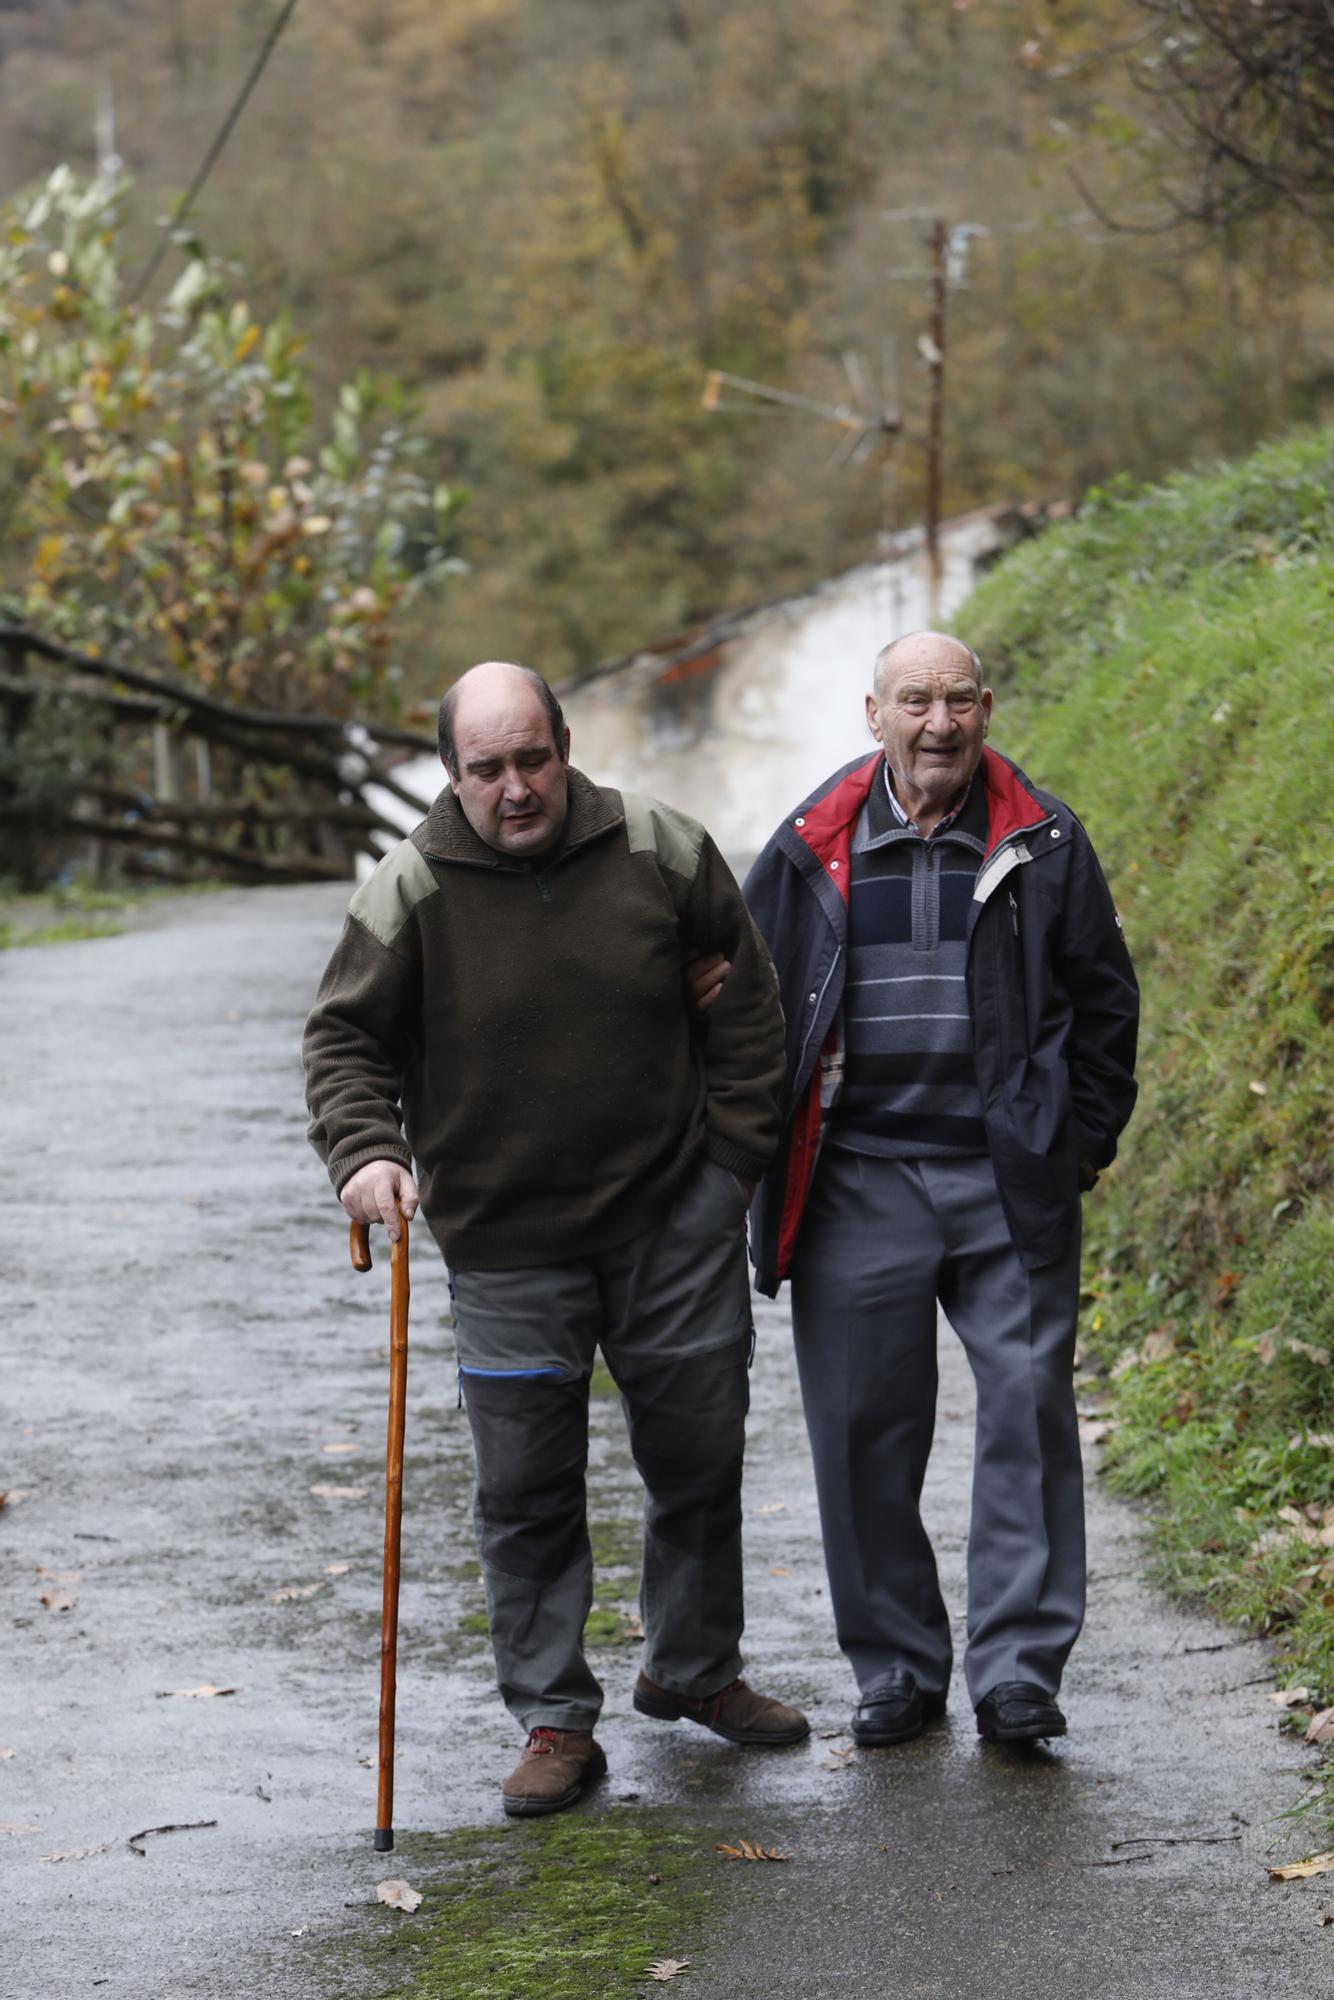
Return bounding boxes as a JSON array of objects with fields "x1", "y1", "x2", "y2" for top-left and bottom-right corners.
[{"x1": 828, "y1": 764, "x2": 988, "y2": 1160}]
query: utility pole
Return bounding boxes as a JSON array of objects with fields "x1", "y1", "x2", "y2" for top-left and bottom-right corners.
[{"x1": 923, "y1": 219, "x2": 947, "y2": 625}]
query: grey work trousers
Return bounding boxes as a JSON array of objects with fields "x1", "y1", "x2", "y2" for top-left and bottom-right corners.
[
  {"x1": 451, "y1": 1157, "x2": 754, "y2": 1733},
  {"x1": 790, "y1": 1147, "x2": 1084, "y2": 1704}
]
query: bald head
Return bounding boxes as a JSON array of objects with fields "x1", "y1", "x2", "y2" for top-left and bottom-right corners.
[
  {"x1": 438, "y1": 661, "x2": 567, "y2": 778},
  {"x1": 872, "y1": 630, "x2": 983, "y2": 703},
  {"x1": 440, "y1": 660, "x2": 571, "y2": 857}
]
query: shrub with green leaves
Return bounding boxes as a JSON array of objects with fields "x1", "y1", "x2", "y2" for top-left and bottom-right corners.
[{"x1": 0, "y1": 166, "x2": 464, "y2": 714}]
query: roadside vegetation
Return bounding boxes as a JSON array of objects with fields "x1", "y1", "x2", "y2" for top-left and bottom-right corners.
[
  {"x1": 1, "y1": 4, "x2": 1329, "y2": 683},
  {"x1": 960, "y1": 428, "x2": 1334, "y2": 1811},
  {"x1": 0, "y1": 871, "x2": 229, "y2": 948}
]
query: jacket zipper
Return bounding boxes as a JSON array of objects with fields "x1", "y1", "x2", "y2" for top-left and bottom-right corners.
[{"x1": 795, "y1": 946, "x2": 841, "y2": 1082}]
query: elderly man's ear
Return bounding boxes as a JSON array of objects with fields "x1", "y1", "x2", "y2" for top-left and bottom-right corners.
[{"x1": 684, "y1": 949, "x2": 731, "y2": 1013}]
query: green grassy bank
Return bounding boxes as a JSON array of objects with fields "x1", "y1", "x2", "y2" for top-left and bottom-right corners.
[{"x1": 960, "y1": 431, "x2": 1334, "y2": 1798}]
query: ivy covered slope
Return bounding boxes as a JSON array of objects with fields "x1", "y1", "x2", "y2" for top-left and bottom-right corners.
[{"x1": 960, "y1": 431, "x2": 1334, "y2": 1704}]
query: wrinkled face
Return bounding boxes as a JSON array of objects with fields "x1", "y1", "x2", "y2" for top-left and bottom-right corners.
[
  {"x1": 866, "y1": 639, "x2": 992, "y2": 817},
  {"x1": 449, "y1": 688, "x2": 570, "y2": 857}
]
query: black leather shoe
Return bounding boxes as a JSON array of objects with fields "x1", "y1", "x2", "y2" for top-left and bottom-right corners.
[
  {"x1": 851, "y1": 1670, "x2": 948, "y2": 1746},
  {"x1": 975, "y1": 1682, "x2": 1067, "y2": 1742}
]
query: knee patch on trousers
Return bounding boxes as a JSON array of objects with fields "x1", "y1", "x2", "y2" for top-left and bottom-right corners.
[
  {"x1": 621, "y1": 1339, "x2": 750, "y2": 1559},
  {"x1": 461, "y1": 1370, "x2": 590, "y2": 1583}
]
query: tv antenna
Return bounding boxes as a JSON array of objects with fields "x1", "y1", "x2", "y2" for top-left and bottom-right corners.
[
  {"x1": 702, "y1": 347, "x2": 906, "y2": 619},
  {"x1": 705, "y1": 213, "x2": 990, "y2": 624}
]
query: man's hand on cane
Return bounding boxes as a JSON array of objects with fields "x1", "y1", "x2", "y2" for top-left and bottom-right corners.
[{"x1": 341, "y1": 1160, "x2": 420, "y2": 1243}]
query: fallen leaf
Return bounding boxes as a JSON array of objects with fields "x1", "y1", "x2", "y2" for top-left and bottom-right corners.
[
  {"x1": 39, "y1": 1591, "x2": 77, "y2": 1613},
  {"x1": 1142, "y1": 1330, "x2": 1175, "y2": 1363},
  {"x1": 38, "y1": 1845, "x2": 108, "y2": 1863},
  {"x1": 376, "y1": 1878, "x2": 423, "y2": 1912},
  {"x1": 716, "y1": 1839, "x2": 791, "y2": 1862},
  {"x1": 270, "y1": 1581, "x2": 326, "y2": 1604},
  {"x1": 155, "y1": 1685, "x2": 238, "y2": 1699},
  {"x1": 35, "y1": 1566, "x2": 82, "y2": 1584},
  {"x1": 310, "y1": 1485, "x2": 369, "y2": 1502},
  {"x1": 1306, "y1": 1708, "x2": 1334, "y2": 1745},
  {"x1": 324, "y1": 1563, "x2": 352, "y2": 1576},
  {"x1": 0, "y1": 1823, "x2": 42, "y2": 1836},
  {"x1": 820, "y1": 1746, "x2": 856, "y2": 1772},
  {"x1": 1288, "y1": 1340, "x2": 1331, "y2": 1368},
  {"x1": 290, "y1": 1926, "x2": 309, "y2": 1938},
  {"x1": 1, "y1": 1489, "x2": 29, "y2": 1506},
  {"x1": 1290, "y1": 1434, "x2": 1334, "y2": 1452},
  {"x1": 1275, "y1": 1508, "x2": 1323, "y2": 1546},
  {"x1": 1248, "y1": 1080, "x2": 1268, "y2": 1096},
  {"x1": 1267, "y1": 1850, "x2": 1334, "y2": 1882},
  {"x1": 755, "y1": 1502, "x2": 786, "y2": 1516},
  {"x1": 770, "y1": 1566, "x2": 792, "y2": 1577},
  {"x1": 1258, "y1": 1332, "x2": 1280, "y2": 1366},
  {"x1": 646, "y1": 1960, "x2": 690, "y2": 1982},
  {"x1": 0, "y1": 1749, "x2": 15, "y2": 1759},
  {"x1": 622, "y1": 1613, "x2": 644, "y2": 1639},
  {"x1": 320, "y1": 1442, "x2": 360, "y2": 1456},
  {"x1": 1269, "y1": 1686, "x2": 1311, "y2": 1709}
]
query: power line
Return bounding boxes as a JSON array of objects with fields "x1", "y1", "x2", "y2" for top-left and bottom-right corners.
[{"x1": 130, "y1": 0, "x2": 301, "y2": 303}]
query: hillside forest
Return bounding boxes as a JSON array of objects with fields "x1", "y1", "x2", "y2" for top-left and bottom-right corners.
[{"x1": 1, "y1": 0, "x2": 1331, "y2": 692}]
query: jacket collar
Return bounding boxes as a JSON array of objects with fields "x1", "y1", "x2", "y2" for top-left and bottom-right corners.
[
  {"x1": 421, "y1": 765, "x2": 624, "y2": 867},
  {"x1": 789, "y1": 745, "x2": 1048, "y2": 901}
]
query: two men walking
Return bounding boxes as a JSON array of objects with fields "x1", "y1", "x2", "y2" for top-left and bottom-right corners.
[{"x1": 303, "y1": 631, "x2": 1138, "y2": 1813}]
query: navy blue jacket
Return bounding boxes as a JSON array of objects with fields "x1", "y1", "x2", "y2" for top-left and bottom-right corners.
[{"x1": 742, "y1": 747, "x2": 1139, "y2": 1294}]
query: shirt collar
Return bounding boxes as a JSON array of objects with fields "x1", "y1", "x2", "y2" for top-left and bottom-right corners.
[{"x1": 883, "y1": 760, "x2": 975, "y2": 838}]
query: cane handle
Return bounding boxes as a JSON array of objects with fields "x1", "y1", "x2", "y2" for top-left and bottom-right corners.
[{"x1": 349, "y1": 1220, "x2": 373, "y2": 1272}]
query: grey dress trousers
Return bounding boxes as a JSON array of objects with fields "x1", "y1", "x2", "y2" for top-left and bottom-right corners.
[{"x1": 790, "y1": 1145, "x2": 1084, "y2": 1703}]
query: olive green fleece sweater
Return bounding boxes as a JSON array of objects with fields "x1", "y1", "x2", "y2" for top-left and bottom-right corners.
[{"x1": 303, "y1": 769, "x2": 786, "y2": 1270}]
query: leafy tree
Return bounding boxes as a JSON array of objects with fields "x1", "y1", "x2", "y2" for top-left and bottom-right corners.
[
  {"x1": 1121, "y1": 2, "x2": 1334, "y2": 233},
  {"x1": 0, "y1": 167, "x2": 463, "y2": 715}
]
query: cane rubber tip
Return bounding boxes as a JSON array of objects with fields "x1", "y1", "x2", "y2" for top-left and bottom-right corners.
[{"x1": 374, "y1": 1828, "x2": 394, "y2": 1852}]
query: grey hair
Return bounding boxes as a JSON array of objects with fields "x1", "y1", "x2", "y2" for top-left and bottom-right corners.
[
  {"x1": 438, "y1": 665, "x2": 568, "y2": 778},
  {"x1": 872, "y1": 632, "x2": 984, "y2": 701}
]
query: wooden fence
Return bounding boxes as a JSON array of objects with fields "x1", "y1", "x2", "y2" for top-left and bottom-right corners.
[{"x1": 0, "y1": 624, "x2": 438, "y2": 889}]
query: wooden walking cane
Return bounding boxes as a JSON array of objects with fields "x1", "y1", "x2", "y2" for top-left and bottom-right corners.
[{"x1": 349, "y1": 1208, "x2": 410, "y2": 1853}]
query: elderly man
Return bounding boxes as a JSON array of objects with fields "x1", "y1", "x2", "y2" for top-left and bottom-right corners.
[
  {"x1": 742, "y1": 631, "x2": 1138, "y2": 1745},
  {"x1": 304, "y1": 660, "x2": 806, "y2": 1819}
]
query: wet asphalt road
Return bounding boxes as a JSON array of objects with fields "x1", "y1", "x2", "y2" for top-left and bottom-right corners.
[{"x1": 3, "y1": 882, "x2": 1332, "y2": 1999}]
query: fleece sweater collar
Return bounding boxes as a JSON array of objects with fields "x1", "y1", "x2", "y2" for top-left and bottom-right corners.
[{"x1": 420, "y1": 765, "x2": 625, "y2": 868}]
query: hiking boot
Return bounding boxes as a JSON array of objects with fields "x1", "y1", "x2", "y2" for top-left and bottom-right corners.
[
  {"x1": 501, "y1": 1727, "x2": 607, "y2": 1817},
  {"x1": 632, "y1": 1671, "x2": 809, "y2": 1746}
]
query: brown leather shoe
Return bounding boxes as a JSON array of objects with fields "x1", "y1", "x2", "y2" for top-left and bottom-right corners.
[
  {"x1": 501, "y1": 1727, "x2": 607, "y2": 1817},
  {"x1": 632, "y1": 1671, "x2": 809, "y2": 1746}
]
